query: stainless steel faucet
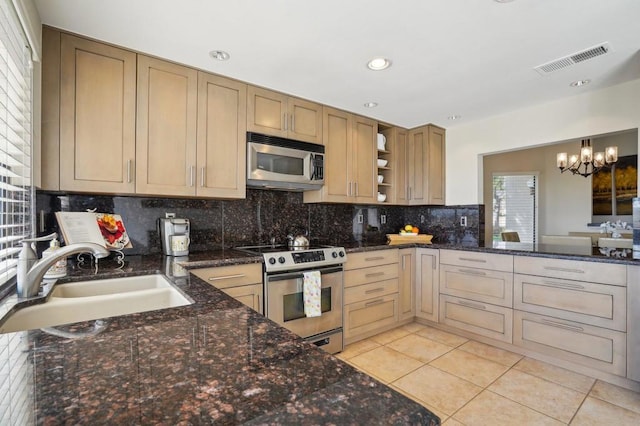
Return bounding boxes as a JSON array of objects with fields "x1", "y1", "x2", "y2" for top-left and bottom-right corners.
[{"x1": 17, "y1": 243, "x2": 110, "y2": 298}]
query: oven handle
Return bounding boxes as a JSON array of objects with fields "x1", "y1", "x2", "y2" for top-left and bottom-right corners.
[{"x1": 265, "y1": 266, "x2": 343, "y2": 282}]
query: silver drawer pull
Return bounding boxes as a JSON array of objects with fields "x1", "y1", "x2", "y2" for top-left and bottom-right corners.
[
  {"x1": 543, "y1": 266, "x2": 585, "y2": 274},
  {"x1": 541, "y1": 319, "x2": 584, "y2": 333},
  {"x1": 458, "y1": 257, "x2": 487, "y2": 263},
  {"x1": 365, "y1": 272, "x2": 385, "y2": 278},
  {"x1": 458, "y1": 300, "x2": 486, "y2": 310},
  {"x1": 208, "y1": 274, "x2": 246, "y2": 281},
  {"x1": 365, "y1": 299, "x2": 385, "y2": 307},
  {"x1": 541, "y1": 280, "x2": 585, "y2": 290},
  {"x1": 365, "y1": 287, "x2": 384, "y2": 294},
  {"x1": 365, "y1": 256, "x2": 385, "y2": 261},
  {"x1": 458, "y1": 268, "x2": 487, "y2": 276}
]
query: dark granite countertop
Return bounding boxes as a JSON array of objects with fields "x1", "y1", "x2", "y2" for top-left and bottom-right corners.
[{"x1": 0, "y1": 254, "x2": 439, "y2": 425}]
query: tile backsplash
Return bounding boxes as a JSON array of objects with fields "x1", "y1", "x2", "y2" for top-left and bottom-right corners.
[{"x1": 36, "y1": 190, "x2": 484, "y2": 255}]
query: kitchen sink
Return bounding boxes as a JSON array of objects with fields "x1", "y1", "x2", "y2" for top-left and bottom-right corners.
[{"x1": 0, "y1": 275, "x2": 192, "y2": 334}]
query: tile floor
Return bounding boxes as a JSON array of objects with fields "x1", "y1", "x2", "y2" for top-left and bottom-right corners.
[{"x1": 336, "y1": 322, "x2": 640, "y2": 425}]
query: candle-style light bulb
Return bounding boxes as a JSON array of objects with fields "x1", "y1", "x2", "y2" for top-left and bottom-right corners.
[
  {"x1": 568, "y1": 154, "x2": 579, "y2": 170},
  {"x1": 557, "y1": 152, "x2": 567, "y2": 169},
  {"x1": 605, "y1": 146, "x2": 618, "y2": 163},
  {"x1": 593, "y1": 152, "x2": 605, "y2": 168},
  {"x1": 580, "y1": 139, "x2": 593, "y2": 163}
]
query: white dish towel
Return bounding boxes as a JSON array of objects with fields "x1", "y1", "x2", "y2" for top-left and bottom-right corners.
[{"x1": 303, "y1": 270, "x2": 322, "y2": 317}]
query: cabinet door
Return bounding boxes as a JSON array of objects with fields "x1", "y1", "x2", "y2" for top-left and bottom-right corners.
[
  {"x1": 407, "y1": 126, "x2": 427, "y2": 204},
  {"x1": 59, "y1": 34, "x2": 136, "y2": 193},
  {"x1": 416, "y1": 248, "x2": 439, "y2": 323},
  {"x1": 247, "y1": 86, "x2": 288, "y2": 137},
  {"x1": 353, "y1": 115, "x2": 377, "y2": 203},
  {"x1": 344, "y1": 294, "x2": 399, "y2": 344},
  {"x1": 440, "y1": 294, "x2": 513, "y2": 343},
  {"x1": 394, "y1": 128, "x2": 409, "y2": 205},
  {"x1": 427, "y1": 125, "x2": 446, "y2": 205},
  {"x1": 223, "y1": 283, "x2": 263, "y2": 314},
  {"x1": 197, "y1": 72, "x2": 247, "y2": 198},
  {"x1": 136, "y1": 55, "x2": 198, "y2": 196},
  {"x1": 316, "y1": 106, "x2": 352, "y2": 202},
  {"x1": 398, "y1": 249, "x2": 415, "y2": 321},
  {"x1": 288, "y1": 97, "x2": 323, "y2": 144}
]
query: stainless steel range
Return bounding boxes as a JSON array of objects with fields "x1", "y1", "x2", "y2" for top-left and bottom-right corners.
[{"x1": 237, "y1": 244, "x2": 347, "y2": 353}]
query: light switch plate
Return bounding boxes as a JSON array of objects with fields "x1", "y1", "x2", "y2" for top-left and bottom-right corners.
[{"x1": 460, "y1": 216, "x2": 467, "y2": 227}]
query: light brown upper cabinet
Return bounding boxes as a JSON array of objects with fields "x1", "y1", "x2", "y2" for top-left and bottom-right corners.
[
  {"x1": 196, "y1": 72, "x2": 247, "y2": 198},
  {"x1": 400, "y1": 125, "x2": 446, "y2": 205},
  {"x1": 58, "y1": 33, "x2": 136, "y2": 193},
  {"x1": 136, "y1": 55, "x2": 198, "y2": 196},
  {"x1": 247, "y1": 86, "x2": 322, "y2": 144},
  {"x1": 304, "y1": 107, "x2": 376, "y2": 203}
]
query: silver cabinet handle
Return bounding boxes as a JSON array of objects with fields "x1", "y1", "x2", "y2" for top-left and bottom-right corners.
[
  {"x1": 291, "y1": 114, "x2": 295, "y2": 132},
  {"x1": 365, "y1": 272, "x2": 385, "y2": 278},
  {"x1": 200, "y1": 167, "x2": 206, "y2": 187},
  {"x1": 189, "y1": 166, "x2": 195, "y2": 187},
  {"x1": 283, "y1": 113, "x2": 288, "y2": 131},
  {"x1": 458, "y1": 257, "x2": 487, "y2": 263},
  {"x1": 432, "y1": 255, "x2": 436, "y2": 270},
  {"x1": 365, "y1": 256, "x2": 385, "y2": 261},
  {"x1": 408, "y1": 187, "x2": 411, "y2": 200},
  {"x1": 541, "y1": 280, "x2": 585, "y2": 290},
  {"x1": 543, "y1": 266, "x2": 585, "y2": 274},
  {"x1": 208, "y1": 274, "x2": 246, "y2": 281},
  {"x1": 126, "y1": 160, "x2": 132, "y2": 183},
  {"x1": 458, "y1": 268, "x2": 487, "y2": 276},
  {"x1": 355, "y1": 182, "x2": 359, "y2": 196},
  {"x1": 458, "y1": 300, "x2": 486, "y2": 310},
  {"x1": 365, "y1": 298, "x2": 385, "y2": 307},
  {"x1": 541, "y1": 318, "x2": 584, "y2": 332},
  {"x1": 365, "y1": 287, "x2": 385, "y2": 294}
]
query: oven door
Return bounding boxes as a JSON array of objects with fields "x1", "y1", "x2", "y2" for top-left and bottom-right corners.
[{"x1": 265, "y1": 267, "x2": 343, "y2": 339}]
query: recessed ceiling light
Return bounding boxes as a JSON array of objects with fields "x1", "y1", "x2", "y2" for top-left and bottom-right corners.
[
  {"x1": 364, "y1": 102, "x2": 378, "y2": 108},
  {"x1": 570, "y1": 79, "x2": 591, "y2": 87},
  {"x1": 448, "y1": 115, "x2": 462, "y2": 120},
  {"x1": 209, "y1": 50, "x2": 230, "y2": 61},
  {"x1": 367, "y1": 57, "x2": 391, "y2": 71}
]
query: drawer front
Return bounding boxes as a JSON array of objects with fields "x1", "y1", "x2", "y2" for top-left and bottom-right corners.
[
  {"x1": 440, "y1": 265, "x2": 513, "y2": 307},
  {"x1": 191, "y1": 263, "x2": 262, "y2": 289},
  {"x1": 345, "y1": 249, "x2": 399, "y2": 270},
  {"x1": 514, "y1": 274, "x2": 626, "y2": 331},
  {"x1": 344, "y1": 263, "x2": 399, "y2": 288},
  {"x1": 344, "y1": 279, "x2": 398, "y2": 305},
  {"x1": 513, "y1": 256, "x2": 626, "y2": 286},
  {"x1": 344, "y1": 294, "x2": 398, "y2": 340},
  {"x1": 440, "y1": 249, "x2": 513, "y2": 272},
  {"x1": 223, "y1": 283, "x2": 263, "y2": 314},
  {"x1": 439, "y1": 295, "x2": 513, "y2": 343},
  {"x1": 513, "y1": 310, "x2": 626, "y2": 376}
]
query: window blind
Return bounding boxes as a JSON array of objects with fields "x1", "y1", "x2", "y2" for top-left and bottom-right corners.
[
  {"x1": 492, "y1": 174, "x2": 537, "y2": 244},
  {"x1": 0, "y1": 0, "x2": 31, "y2": 288}
]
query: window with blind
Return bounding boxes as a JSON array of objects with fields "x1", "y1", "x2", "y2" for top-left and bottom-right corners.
[
  {"x1": 0, "y1": 0, "x2": 32, "y2": 290},
  {"x1": 492, "y1": 174, "x2": 537, "y2": 244}
]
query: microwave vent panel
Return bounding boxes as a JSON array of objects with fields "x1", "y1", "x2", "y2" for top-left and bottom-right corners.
[{"x1": 534, "y1": 42, "x2": 611, "y2": 75}]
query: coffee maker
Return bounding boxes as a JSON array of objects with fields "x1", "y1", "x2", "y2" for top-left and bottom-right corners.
[{"x1": 158, "y1": 216, "x2": 190, "y2": 256}]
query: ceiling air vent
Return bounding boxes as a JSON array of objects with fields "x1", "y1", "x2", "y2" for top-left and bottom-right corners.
[{"x1": 534, "y1": 42, "x2": 611, "y2": 75}]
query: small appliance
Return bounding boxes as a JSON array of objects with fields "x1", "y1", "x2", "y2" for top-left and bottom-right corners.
[{"x1": 158, "y1": 216, "x2": 190, "y2": 256}]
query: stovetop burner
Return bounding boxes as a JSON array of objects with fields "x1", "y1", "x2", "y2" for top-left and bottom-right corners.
[{"x1": 235, "y1": 244, "x2": 347, "y2": 273}]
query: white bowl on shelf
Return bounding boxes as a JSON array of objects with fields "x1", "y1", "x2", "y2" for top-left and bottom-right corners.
[
  {"x1": 377, "y1": 175, "x2": 384, "y2": 184},
  {"x1": 377, "y1": 192, "x2": 386, "y2": 202},
  {"x1": 377, "y1": 159, "x2": 388, "y2": 167},
  {"x1": 377, "y1": 133, "x2": 386, "y2": 150}
]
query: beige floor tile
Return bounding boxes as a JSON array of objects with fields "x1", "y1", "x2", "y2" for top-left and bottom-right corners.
[
  {"x1": 571, "y1": 396, "x2": 640, "y2": 425},
  {"x1": 589, "y1": 380, "x2": 640, "y2": 414},
  {"x1": 514, "y1": 357, "x2": 596, "y2": 394},
  {"x1": 454, "y1": 390, "x2": 564, "y2": 426},
  {"x1": 489, "y1": 369, "x2": 586, "y2": 423},
  {"x1": 458, "y1": 340, "x2": 523, "y2": 367},
  {"x1": 389, "y1": 383, "x2": 447, "y2": 422},
  {"x1": 386, "y1": 334, "x2": 453, "y2": 363},
  {"x1": 393, "y1": 365, "x2": 482, "y2": 416},
  {"x1": 369, "y1": 327, "x2": 411, "y2": 345},
  {"x1": 338, "y1": 338, "x2": 381, "y2": 360},
  {"x1": 399, "y1": 322, "x2": 429, "y2": 334},
  {"x1": 430, "y1": 349, "x2": 510, "y2": 387},
  {"x1": 349, "y1": 346, "x2": 422, "y2": 383},
  {"x1": 414, "y1": 326, "x2": 468, "y2": 347}
]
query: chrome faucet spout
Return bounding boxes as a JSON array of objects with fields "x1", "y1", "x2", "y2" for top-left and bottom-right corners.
[{"x1": 18, "y1": 243, "x2": 110, "y2": 299}]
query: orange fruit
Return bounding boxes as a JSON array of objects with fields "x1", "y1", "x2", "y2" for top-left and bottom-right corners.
[{"x1": 412, "y1": 226, "x2": 419, "y2": 234}]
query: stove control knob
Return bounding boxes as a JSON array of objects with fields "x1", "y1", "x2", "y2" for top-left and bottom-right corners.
[
  {"x1": 338, "y1": 250, "x2": 345, "y2": 258},
  {"x1": 268, "y1": 257, "x2": 276, "y2": 265},
  {"x1": 332, "y1": 251, "x2": 338, "y2": 258},
  {"x1": 278, "y1": 256, "x2": 286, "y2": 264}
]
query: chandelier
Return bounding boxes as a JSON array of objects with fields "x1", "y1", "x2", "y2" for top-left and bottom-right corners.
[{"x1": 556, "y1": 139, "x2": 618, "y2": 177}]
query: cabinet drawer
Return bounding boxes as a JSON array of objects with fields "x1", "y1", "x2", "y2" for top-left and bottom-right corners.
[
  {"x1": 514, "y1": 256, "x2": 626, "y2": 286},
  {"x1": 440, "y1": 249, "x2": 513, "y2": 272},
  {"x1": 344, "y1": 294, "x2": 398, "y2": 340},
  {"x1": 191, "y1": 263, "x2": 262, "y2": 289},
  {"x1": 439, "y1": 295, "x2": 513, "y2": 343},
  {"x1": 222, "y1": 283, "x2": 263, "y2": 314},
  {"x1": 440, "y1": 265, "x2": 513, "y2": 307},
  {"x1": 345, "y1": 263, "x2": 398, "y2": 288},
  {"x1": 345, "y1": 249, "x2": 399, "y2": 270},
  {"x1": 514, "y1": 274, "x2": 626, "y2": 331},
  {"x1": 344, "y1": 279, "x2": 398, "y2": 305},
  {"x1": 513, "y1": 310, "x2": 626, "y2": 376}
]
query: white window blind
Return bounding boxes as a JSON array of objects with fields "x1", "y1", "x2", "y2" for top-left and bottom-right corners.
[
  {"x1": 492, "y1": 174, "x2": 537, "y2": 244},
  {"x1": 0, "y1": 0, "x2": 31, "y2": 288}
]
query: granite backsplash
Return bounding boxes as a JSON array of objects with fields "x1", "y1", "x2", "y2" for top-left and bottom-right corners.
[{"x1": 36, "y1": 190, "x2": 484, "y2": 255}]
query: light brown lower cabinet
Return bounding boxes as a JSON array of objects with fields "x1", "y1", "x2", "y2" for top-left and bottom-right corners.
[
  {"x1": 221, "y1": 284, "x2": 263, "y2": 315},
  {"x1": 398, "y1": 249, "x2": 416, "y2": 321},
  {"x1": 439, "y1": 294, "x2": 513, "y2": 343},
  {"x1": 415, "y1": 248, "x2": 439, "y2": 323},
  {"x1": 344, "y1": 294, "x2": 399, "y2": 343},
  {"x1": 191, "y1": 264, "x2": 263, "y2": 314}
]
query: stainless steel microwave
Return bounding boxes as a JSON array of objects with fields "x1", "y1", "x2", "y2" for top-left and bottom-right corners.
[{"x1": 246, "y1": 132, "x2": 324, "y2": 191}]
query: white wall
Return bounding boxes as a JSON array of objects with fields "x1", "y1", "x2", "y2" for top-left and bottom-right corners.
[{"x1": 446, "y1": 78, "x2": 640, "y2": 205}]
